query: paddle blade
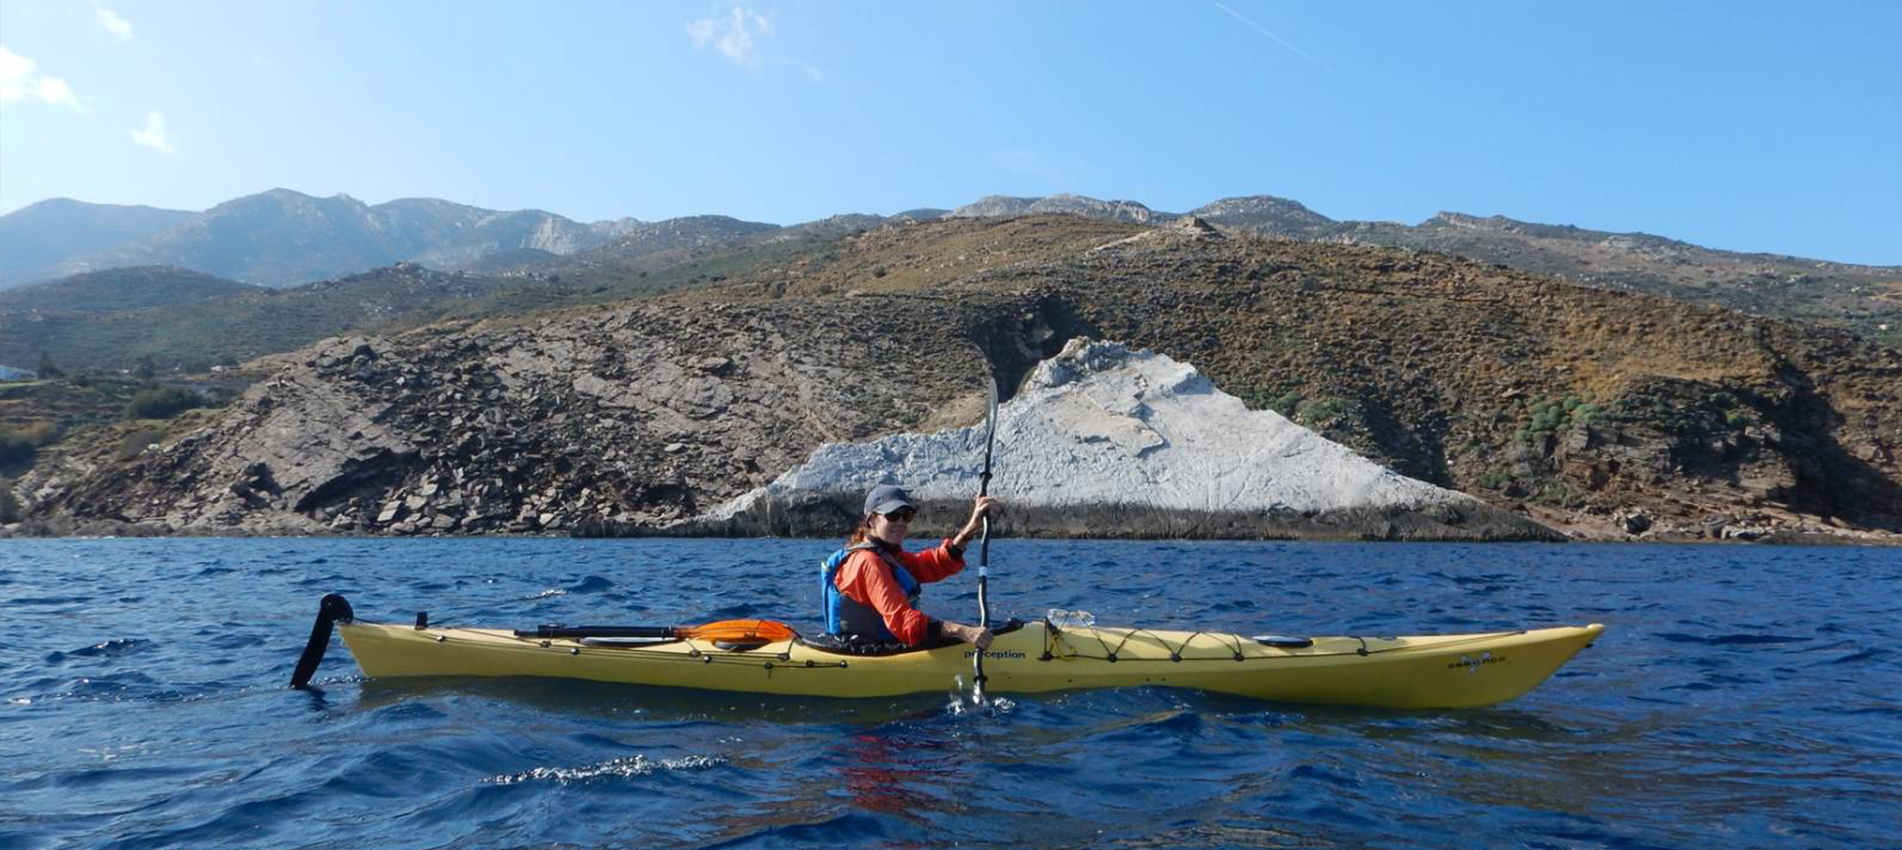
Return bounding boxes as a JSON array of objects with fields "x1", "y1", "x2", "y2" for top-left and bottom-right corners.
[
  {"x1": 982, "y1": 376, "x2": 998, "y2": 471},
  {"x1": 681, "y1": 619, "x2": 799, "y2": 643}
]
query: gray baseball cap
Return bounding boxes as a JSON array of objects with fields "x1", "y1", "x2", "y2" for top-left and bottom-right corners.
[{"x1": 863, "y1": 484, "x2": 915, "y2": 516}]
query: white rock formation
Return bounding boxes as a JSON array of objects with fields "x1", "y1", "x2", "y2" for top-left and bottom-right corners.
[{"x1": 697, "y1": 339, "x2": 1521, "y2": 537}]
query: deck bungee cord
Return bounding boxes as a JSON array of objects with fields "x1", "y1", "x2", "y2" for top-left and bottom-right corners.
[{"x1": 1041, "y1": 624, "x2": 1534, "y2": 664}]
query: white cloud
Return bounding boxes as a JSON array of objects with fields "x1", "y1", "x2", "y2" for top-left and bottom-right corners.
[
  {"x1": 98, "y1": 8, "x2": 135, "y2": 41},
  {"x1": 0, "y1": 46, "x2": 86, "y2": 111},
  {"x1": 686, "y1": 6, "x2": 772, "y2": 69},
  {"x1": 131, "y1": 111, "x2": 175, "y2": 153}
]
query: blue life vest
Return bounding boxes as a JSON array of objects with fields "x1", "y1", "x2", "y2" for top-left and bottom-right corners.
[{"x1": 821, "y1": 542, "x2": 921, "y2": 640}]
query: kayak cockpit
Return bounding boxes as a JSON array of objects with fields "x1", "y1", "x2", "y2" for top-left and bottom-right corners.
[{"x1": 795, "y1": 618, "x2": 1030, "y2": 656}]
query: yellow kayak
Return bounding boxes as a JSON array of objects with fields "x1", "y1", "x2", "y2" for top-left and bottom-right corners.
[{"x1": 304, "y1": 597, "x2": 1602, "y2": 709}]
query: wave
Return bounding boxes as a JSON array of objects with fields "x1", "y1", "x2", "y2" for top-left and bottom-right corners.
[
  {"x1": 1655, "y1": 632, "x2": 1810, "y2": 645},
  {"x1": 482, "y1": 753, "x2": 725, "y2": 785}
]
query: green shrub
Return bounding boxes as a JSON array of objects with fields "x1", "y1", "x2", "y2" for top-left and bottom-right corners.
[
  {"x1": 1529, "y1": 401, "x2": 1562, "y2": 432},
  {"x1": 0, "y1": 421, "x2": 57, "y2": 467},
  {"x1": 0, "y1": 432, "x2": 35, "y2": 467},
  {"x1": 1295, "y1": 397, "x2": 1350, "y2": 425},
  {"x1": 123, "y1": 387, "x2": 203, "y2": 420},
  {"x1": 1477, "y1": 469, "x2": 1514, "y2": 489},
  {"x1": 1270, "y1": 390, "x2": 1303, "y2": 415},
  {"x1": 1534, "y1": 480, "x2": 1587, "y2": 509},
  {"x1": 1521, "y1": 394, "x2": 1600, "y2": 434}
]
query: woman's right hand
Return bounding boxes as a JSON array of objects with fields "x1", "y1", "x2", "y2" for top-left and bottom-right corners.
[
  {"x1": 952, "y1": 495, "x2": 1003, "y2": 550},
  {"x1": 942, "y1": 620, "x2": 994, "y2": 650}
]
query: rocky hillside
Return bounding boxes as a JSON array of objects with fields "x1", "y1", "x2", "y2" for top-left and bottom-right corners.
[
  {"x1": 1049, "y1": 221, "x2": 1902, "y2": 541},
  {"x1": 1331, "y1": 212, "x2": 1902, "y2": 349},
  {"x1": 12, "y1": 214, "x2": 1900, "y2": 543},
  {"x1": 953, "y1": 194, "x2": 1168, "y2": 223},
  {"x1": 950, "y1": 194, "x2": 1902, "y2": 349},
  {"x1": 0, "y1": 217, "x2": 990, "y2": 377},
  {"x1": 521, "y1": 215, "x2": 782, "y2": 281},
  {"x1": 1189, "y1": 196, "x2": 1338, "y2": 238},
  {"x1": 0, "y1": 266, "x2": 264, "y2": 314},
  {"x1": 0, "y1": 263, "x2": 538, "y2": 374},
  {"x1": 19, "y1": 292, "x2": 998, "y2": 535}
]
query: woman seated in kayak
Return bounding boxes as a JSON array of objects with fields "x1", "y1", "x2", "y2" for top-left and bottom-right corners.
[{"x1": 822, "y1": 484, "x2": 1000, "y2": 650}]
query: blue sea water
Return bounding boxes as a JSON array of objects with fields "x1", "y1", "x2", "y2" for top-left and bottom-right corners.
[{"x1": 2, "y1": 538, "x2": 1899, "y2": 849}]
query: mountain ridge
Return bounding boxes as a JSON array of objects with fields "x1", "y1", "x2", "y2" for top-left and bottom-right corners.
[
  {"x1": 0, "y1": 189, "x2": 647, "y2": 289},
  {"x1": 6, "y1": 188, "x2": 1897, "y2": 348},
  {"x1": 0, "y1": 199, "x2": 196, "y2": 286}
]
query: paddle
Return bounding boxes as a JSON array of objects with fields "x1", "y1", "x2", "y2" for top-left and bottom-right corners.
[
  {"x1": 514, "y1": 619, "x2": 798, "y2": 642},
  {"x1": 972, "y1": 375, "x2": 999, "y2": 704}
]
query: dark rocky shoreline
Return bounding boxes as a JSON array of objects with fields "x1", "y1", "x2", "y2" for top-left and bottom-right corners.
[{"x1": 579, "y1": 494, "x2": 1563, "y2": 543}]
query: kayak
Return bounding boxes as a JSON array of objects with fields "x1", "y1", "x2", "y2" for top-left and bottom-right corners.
[{"x1": 302, "y1": 596, "x2": 1604, "y2": 709}]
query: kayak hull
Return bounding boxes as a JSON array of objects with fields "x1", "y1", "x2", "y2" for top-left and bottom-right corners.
[{"x1": 338, "y1": 620, "x2": 1603, "y2": 709}]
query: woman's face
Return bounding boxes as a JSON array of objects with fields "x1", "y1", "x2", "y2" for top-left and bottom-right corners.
[{"x1": 870, "y1": 507, "x2": 914, "y2": 546}]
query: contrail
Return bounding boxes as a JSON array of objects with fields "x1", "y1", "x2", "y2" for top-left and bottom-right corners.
[{"x1": 1211, "y1": 1, "x2": 1328, "y2": 69}]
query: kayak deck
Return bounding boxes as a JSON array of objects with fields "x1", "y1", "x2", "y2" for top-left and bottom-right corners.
[{"x1": 338, "y1": 620, "x2": 1603, "y2": 709}]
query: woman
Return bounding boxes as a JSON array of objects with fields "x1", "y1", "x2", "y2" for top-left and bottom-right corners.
[{"x1": 821, "y1": 484, "x2": 1000, "y2": 650}]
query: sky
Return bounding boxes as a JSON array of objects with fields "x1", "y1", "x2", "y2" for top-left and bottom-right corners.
[{"x1": 1, "y1": 1, "x2": 1897, "y2": 264}]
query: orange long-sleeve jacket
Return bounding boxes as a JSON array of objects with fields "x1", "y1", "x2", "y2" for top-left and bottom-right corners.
[{"x1": 831, "y1": 539, "x2": 967, "y2": 645}]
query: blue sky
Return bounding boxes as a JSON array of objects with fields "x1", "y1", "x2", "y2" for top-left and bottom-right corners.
[{"x1": 2, "y1": 1, "x2": 1897, "y2": 263}]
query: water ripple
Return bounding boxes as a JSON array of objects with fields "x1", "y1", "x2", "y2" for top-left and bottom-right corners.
[{"x1": 0, "y1": 538, "x2": 1897, "y2": 850}]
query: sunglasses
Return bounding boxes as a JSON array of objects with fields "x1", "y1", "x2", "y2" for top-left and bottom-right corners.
[{"x1": 882, "y1": 508, "x2": 918, "y2": 522}]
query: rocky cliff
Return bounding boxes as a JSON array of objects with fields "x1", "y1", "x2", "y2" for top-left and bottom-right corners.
[
  {"x1": 687, "y1": 339, "x2": 1554, "y2": 540},
  {"x1": 22, "y1": 292, "x2": 998, "y2": 535},
  {"x1": 953, "y1": 194, "x2": 1169, "y2": 224}
]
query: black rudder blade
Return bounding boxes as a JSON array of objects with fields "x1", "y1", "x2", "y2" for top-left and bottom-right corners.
[{"x1": 289, "y1": 593, "x2": 355, "y2": 689}]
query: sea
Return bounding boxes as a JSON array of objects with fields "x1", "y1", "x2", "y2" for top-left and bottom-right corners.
[{"x1": 3, "y1": 538, "x2": 1899, "y2": 850}]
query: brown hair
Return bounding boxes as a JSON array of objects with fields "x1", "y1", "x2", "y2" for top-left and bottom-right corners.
[{"x1": 846, "y1": 515, "x2": 875, "y2": 547}]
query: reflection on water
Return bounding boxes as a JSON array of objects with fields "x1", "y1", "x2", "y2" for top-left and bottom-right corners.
[
  {"x1": 837, "y1": 731, "x2": 960, "y2": 818},
  {"x1": 355, "y1": 676, "x2": 951, "y2": 727}
]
